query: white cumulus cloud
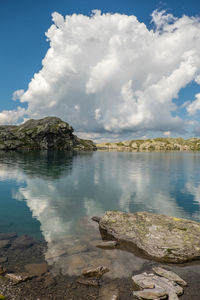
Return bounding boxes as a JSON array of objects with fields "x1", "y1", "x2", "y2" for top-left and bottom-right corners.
[
  {"x1": 0, "y1": 107, "x2": 26, "y2": 125},
  {"x1": 12, "y1": 89, "x2": 25, "y2": 101},
  {"x1": 6, "y1": 10, "x2": 200, "y2": 138},
  {"x1": 186, "y1": 93, "x2": 200, "y2": 115}
]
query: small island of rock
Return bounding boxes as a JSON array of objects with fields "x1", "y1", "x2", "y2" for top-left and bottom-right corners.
[{"x1": 0, "y1": 116, "x2": 96, "y2": 151}]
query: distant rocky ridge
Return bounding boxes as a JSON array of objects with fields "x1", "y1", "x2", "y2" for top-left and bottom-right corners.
[
  {"x1": 97, "y1": 137, "x2": 200, "y2": 151},
  {"x1": 0, "y1": 117, "x2": 96, "y2": 151}
]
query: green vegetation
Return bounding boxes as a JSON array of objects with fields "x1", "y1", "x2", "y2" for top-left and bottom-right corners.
[
  {"x1": 97, "y1": 137, "x2": 200, "y2": 151},
  {"x1": 167, "y1": 248, "x2": 173, "y2": 254},
  {"x1": 116, "y1": 142, "x2": 124, "y2": 146}
]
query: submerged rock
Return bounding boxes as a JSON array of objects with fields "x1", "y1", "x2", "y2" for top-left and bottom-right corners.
[
  {"x1": 99, "y1": 211, "x2": 200, "y2": 262},
  {"x1": 82, "y1": 266, "x2": 109, "y2": 278},
  {"x1": 67, "y1": 244, "x2": 88, "y2": 255},
  {"x1": 99, "y1": 283, "x2": 119, "y2": 300},
  {"x1": 0, "y1": 266, "x2": 7, "y2": 275},
  {"x1": 96, "y1": 241, "x2": 117, "y2": 249},
  {"x1": 0, "y1": 257, "x2": 7, "y2": 263},
  {"x1": 0, "y1": 116, "x2": 96, "y2": 151},
  {"x1": 0, "y1": 240, "x2": 10, "y2": 249},
  {"x1": 25, "y1": 263, "x2": 48, "y2": 276},
  {"x1": 91, "y1": 216, "x2": 101, "y2": 223},
  {"x1": 67, "y1": 255, "x2": 87, "y2": 275},
  {"x1": 12, "y1": 235, "x2": 34, "y2": 249},
  {"x1": 0, "y1": 233, "x2": 17, "y2": 240},
  {"x1": 76, "y1": 277, "x2": 99, "y2": 286}
]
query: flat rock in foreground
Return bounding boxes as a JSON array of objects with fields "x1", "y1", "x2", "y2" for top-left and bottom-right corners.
[{"x1": 99, "y1": 211, "x2": 200, "y2": 263}]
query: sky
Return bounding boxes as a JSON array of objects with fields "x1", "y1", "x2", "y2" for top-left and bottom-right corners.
[{"x1": 1, "y1": 0, "x2": 200, "y2": 142}]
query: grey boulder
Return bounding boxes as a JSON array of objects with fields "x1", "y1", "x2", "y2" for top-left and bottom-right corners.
[{"x1": 99, "y1": 211, "x2": 200, "y2": 262}]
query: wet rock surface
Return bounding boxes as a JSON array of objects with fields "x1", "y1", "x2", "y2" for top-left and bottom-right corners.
[{"x1": 99, "y1": 211, "x2": 200, "y2": 262}]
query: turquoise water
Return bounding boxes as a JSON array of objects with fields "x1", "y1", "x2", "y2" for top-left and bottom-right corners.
[{"x1": 0, "y1": 151, "x2": 200, "y2": 241}]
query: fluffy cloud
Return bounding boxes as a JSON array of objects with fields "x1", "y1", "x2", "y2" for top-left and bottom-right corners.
[
  {"x1": 12, "y1": 89, "x2": 24, "y2": 101},
  {"x1": 0, "y1": 107, "x2": 26, "y2": 125},
  {"x1": 8, "y1": 10, "x2": 200, "y2": 138},
  {"x1": 186, "y1": 93, "x2": 200, "y2": 115}
]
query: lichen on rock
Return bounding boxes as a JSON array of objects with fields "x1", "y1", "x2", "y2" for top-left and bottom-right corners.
[{"x1": 99, "y1": 211, "x2": 200, "y2": 262}]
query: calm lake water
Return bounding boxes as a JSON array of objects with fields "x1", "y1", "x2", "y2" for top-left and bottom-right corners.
[
  {"x1": 1, "y1": 150, "x2": 200, "y2": 276},
  {"x1": 1, "y1": 151, "x2": 200, "y2": 239}
]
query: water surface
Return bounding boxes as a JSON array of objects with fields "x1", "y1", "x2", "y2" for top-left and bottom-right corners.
[{"x1": 1, "y1": 151, "x2": 200, "y2": 276}]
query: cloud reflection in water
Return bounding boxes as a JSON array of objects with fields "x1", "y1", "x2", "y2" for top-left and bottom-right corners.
[{"x1": 0, "y1": 151, "x2": 200, "y2": 276}]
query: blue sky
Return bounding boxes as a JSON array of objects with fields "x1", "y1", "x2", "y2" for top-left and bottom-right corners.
[{"x1": 1, "y1": 0, "x2": 200, "y2": 141}]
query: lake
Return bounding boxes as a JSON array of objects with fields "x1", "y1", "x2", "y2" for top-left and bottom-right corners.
[{"x1": 1, "y1": 150, "x2": 200, "y2": 276}]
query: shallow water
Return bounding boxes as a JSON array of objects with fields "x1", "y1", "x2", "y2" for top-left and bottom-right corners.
[{"x1": 0, "y1": 150, "x2": 200, "y2": 277}]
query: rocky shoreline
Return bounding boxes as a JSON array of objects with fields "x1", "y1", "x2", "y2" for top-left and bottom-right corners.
[
  {"x1": 0, "y1": 213, "x2": 200, "y2": 299},
  {"x1": 97, "y1": 137, "x2": 200, "y2": 152}
]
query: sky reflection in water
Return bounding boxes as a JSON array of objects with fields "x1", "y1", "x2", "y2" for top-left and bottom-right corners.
[{"x1": 0, "y1": 151, "x2": 200, "y2": 276}]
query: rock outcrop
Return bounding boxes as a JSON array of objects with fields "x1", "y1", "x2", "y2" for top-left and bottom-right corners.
[
  {"x1": 99, "y1": 211, "x2": 200, "y2": 263},
  {"x1": 0, "y1": 117, "x2": 96, "y2": 151},
  {"x1": 97, "y1": 137, "x2": 200, "y2": 151}
]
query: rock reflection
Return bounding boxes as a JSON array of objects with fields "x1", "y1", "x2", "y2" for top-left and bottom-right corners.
[{"x1": 0, "y1": 151, "x2": 200, "y2": 277}]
